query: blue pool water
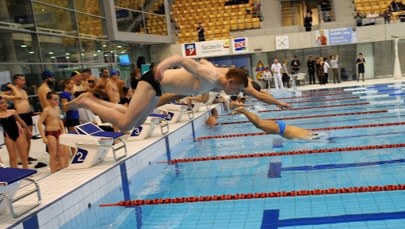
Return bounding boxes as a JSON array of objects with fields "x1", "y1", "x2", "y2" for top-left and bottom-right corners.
[{"x1": 63, "y1": 84, "x2": 405, "y2": 229}]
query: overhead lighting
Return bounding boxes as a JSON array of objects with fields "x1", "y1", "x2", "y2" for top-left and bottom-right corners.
[
  {"x1": 65, "y1": 53, "x2": 70, "y2": 55},
  {"x1": 120, "y1": 51, "x2": 125, "y2": 53},
  {"x1": 29, "y1": 51, "x2": 34, "y2": 54},
  {"x1": 48, "y1": 51, "x2": 54, "y2": 55},
  {"x1": 96, "y1": 49, "x2": 101, "y2": 52},
  {"x1": 117, "y1": 45, "x2": 122, "y2": 48},
  {"x1": 20, "y1": 44, "x2": 27, "y2": 48},
  {"x1": 102, "y1": 44, "x2": 107, "y2": 47},
  {"x1": 93, "y1": 54, "x2": 98, "y2": 56},
  {"x1": 51, "y1": 56, "x2": 55, "y2": 59}
]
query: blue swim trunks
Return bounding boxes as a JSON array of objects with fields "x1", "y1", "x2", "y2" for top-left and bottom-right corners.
[{"x1": 275, "y1": 120, "x2": 287, "y2": 135}]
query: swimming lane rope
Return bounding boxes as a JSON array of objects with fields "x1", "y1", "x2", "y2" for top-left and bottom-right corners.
[
  {"x1": 256, "y1": 102, "x2": 370, "y2": 113},
  {"x1": 220, "y1": 109, "x2": 389, "y2": 125},
  {"x1": 99, "y1": 184, "x2": 405, "y2": 207},
  {"x1": 168, "y1": 143, "x2": 405, "y2": 164},
  {"x1": 197, "y1": 121, "x2": 405, "y2": 140}
]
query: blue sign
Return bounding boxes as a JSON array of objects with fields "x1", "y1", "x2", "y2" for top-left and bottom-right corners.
[
  {"x1": 131, "y1": 126, "x2": 143, "y2": 136},
  {"x1": 329, "y1": 27, "x2": 357, "y2": 45}
]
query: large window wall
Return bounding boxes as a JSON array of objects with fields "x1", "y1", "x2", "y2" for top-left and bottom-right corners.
[
  {"x1": 0, "y1": 0, "x2": 133, "y2": 101},
  {"x1": 114, "y1": 0, "x2": 168, "y2": 35}
]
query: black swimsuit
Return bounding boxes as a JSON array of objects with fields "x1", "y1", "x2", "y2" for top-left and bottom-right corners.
[
  {"x1": 1, "y1": 115, "x2": 20, "y2": 141},
  {"x1": 140, "y1": 70, "x2": 163, "y2": 96}
]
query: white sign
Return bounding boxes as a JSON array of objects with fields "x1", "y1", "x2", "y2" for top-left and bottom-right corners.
[{"x1": 182, "y1": 40, "x2": 231, "y2": 58}]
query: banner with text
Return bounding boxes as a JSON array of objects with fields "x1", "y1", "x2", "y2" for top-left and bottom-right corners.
[{"x1": 182, "y1": 40, "x2": 231, "y2": 58}]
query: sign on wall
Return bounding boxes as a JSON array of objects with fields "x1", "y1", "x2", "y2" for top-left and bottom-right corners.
[
  {"x1": 182, "y1": 40, "x2": 231, "y2": 58},
  {"x1": 314, "y1": 27, "x2": 357, "y2": 46},
  {"x1": 232, "y1": 37, "x2": 249, "y2": 54}
]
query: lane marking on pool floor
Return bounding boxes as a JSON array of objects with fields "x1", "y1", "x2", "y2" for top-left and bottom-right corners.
[
  {"x1": 166, "y1": 143, "x2": 405, "y2": 164},
  {"x1": 99, "y1": 184, "x2": 405, "y2": 207},
  {"x1": 267, "y1": 159, "x2": 405, "y2": 178}
]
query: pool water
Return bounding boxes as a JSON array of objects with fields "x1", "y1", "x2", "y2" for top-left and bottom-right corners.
[{"x1": 62, "y1": 84, "x2": 405, "y2": 229}]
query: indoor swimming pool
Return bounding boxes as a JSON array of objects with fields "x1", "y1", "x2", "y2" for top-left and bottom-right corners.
[{"x1": 61, "y1": 83, "x2": 405, "y2": 229}]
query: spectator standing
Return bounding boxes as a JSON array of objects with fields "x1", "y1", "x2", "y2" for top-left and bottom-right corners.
[
  {"x1": 322, "y1": 57, "x2": 330, "y2": 84},
  {"x1": 383, "y1": 6, "x2": 392, "y2": 24},
  {"x1": 316, "y1": 57, "x2": 325, "y2": 85},
  {"x1": 0, "y1": 95, "x2": 31, "y2": 168},
  {"x1": 290, "y1": 55, "x2": 301, "y2": 74},
  {"x1": 281, "y1": 59, "x2": 290, "y2": 88},
  {"x1": 307, "y1": 56, "x2": 316, "y2": 84},
  {"x1": 330, "y1": 55, "x2": 340, "y2": 83},
  {"x1": 60, "y1": 78, "x2": 80, "y2": 132},
  {"x1": 356, "y1": 52, "x2": 366, "y2": 82},
  {"x1": 262, "y1": 67, "x2": 272, "y2": 89},
  {"x1": 320, "y1": 0, "x2": 331, "y2": 22},
  {"x1": 197, "y1": 23, "x2": 205, "y2": 42},
  {"x1": 304, "y1": 12, "x2": 313, "y2": 31},
  {"x1": 271, "y1": 58, "x2": 284, "y2": 89},
  {"x1": 37, "y1": 70, "x2": 55, "y2": 111}
]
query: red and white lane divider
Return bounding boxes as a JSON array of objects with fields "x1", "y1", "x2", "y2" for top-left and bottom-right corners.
[
  {"x1": 99, "y1": 184, "x2": 405, "y2": 207},
  {"x1": 197, "y1": 121, "x2": 405, "y2": 140},
  {"x1": 168, "y1": 143, "x2": 405, "y2": 164}
]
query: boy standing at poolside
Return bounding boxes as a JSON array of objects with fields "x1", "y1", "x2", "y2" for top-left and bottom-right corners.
[{"x1": 38, "y1": 92, "x2": 69, "y2": 173}]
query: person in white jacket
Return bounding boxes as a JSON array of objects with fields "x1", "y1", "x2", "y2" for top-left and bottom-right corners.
[
  {"x1": 322, "y1": 57, "x2": 330, "y2": 84},
  {"x1": 271, "y1": 58, "x2": 284, "y2": 89}
]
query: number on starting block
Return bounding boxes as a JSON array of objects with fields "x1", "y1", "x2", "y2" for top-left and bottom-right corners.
[
  {"x1": 165, "y1": 112, "x2": 174, "y2": 121},
  {"x1": 131, "y1": 126, "x2": 143, "y2": 137},
  {"x1": 71, "y1": 148, "x2": 88, "y2": 164}
]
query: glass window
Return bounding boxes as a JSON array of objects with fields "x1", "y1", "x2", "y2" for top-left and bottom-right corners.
[
  {"x1": 33, "y1": 3, "x2": 77, "y2": 35},
  {"x1": 77, "y1": 13, "x2": 107, "y2": 39},
  {"x1": 74, "y1": 0, "x2": 103, "y2": 16},
  {"x1": 374, "y1": 41, "x2": 393, "y2": 78},
  {"x1": 38, "y1": 34, "x2": 80, "y2": 64},
  {"x1": 81, "y1": 39, "x2": 110, "y2": 64},
  {"x1": 116, "y1": 9, "x2": 145, "y2": 33},
  {"x1": 36, "y1": 0, "x2": 73, "y2": 9},
  {"x1": 0, "y1": 31, "x2": 40, "y2": 63},
  {"x1": 0, "y1": 0, "x2": 35, "y2": 31}
]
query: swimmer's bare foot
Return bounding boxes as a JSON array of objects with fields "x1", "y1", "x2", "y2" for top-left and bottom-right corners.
[{"x1": 66, "y1": 92, "x2": 94, "y2": 110}]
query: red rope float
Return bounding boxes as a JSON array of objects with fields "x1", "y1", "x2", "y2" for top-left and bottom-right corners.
[
  {"x1": 220, "y1": 110, "x2": 388, "y2": 125},
  {"x1": 168, "y1": 143, "x2": 405, "y2": 164},
  {"x1": 197, "y1": 121, "x2": 405, "y2": 140},
  {"x1": 99, "y1": 184, "x2": 405, "y2": 207},
  {"x1": 257, "y1": 102, "x2": 370, "y2": 113}
]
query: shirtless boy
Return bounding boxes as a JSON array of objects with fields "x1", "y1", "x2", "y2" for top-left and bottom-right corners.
[
  {"x1": 68, "y1": 55, "x2": 249, "y2": 131},
  {"x1": 38, "y1": 92, "x2": 69, "y2": 173}
]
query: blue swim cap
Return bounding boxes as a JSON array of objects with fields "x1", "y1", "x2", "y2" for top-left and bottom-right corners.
[
  {"x1": 41, "y1": 70, "x2": 54, "y2": 80},
  {"x1": 110, "y1": 69, "x2": 119, "y2": 76}
]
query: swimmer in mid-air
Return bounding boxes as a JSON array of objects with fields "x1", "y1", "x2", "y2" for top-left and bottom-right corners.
[
  {"x1": 233, "y1": 107, "x2": 322, "y2": 140},
  {"x1": 67, "y1": 55, "x2": 249, "y2": 131}
]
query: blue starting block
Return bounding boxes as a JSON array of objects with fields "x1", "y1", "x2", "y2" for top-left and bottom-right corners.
[{"x1": 0, "y1": 166, "x2": 41, "y2": 218}]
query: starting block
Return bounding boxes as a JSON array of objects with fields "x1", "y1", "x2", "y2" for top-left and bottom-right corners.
[
  {"x1": 158, "y1": 104, "x2": 194, "y2": 123},
  {"x1": 75, "y1": 122, "x2": 127, "y2": 161},
  {"x1": 0, "y1": 166, "x2": 41, "y2": 218},
  {"x1": 60, "y1": 134, "x2": 114, "y2": 169},
  {"x1": 128, "y1": 113, "x2": 170, "y2": 141}
]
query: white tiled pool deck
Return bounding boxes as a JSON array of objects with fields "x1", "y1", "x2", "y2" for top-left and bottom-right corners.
[{"x1": 1, "y1": 77, "x2": 404, "y2": 229}]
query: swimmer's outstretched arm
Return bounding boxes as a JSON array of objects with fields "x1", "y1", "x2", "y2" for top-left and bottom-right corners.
[
  {"x1": 234, "y1": 107, "x2": 279, "y2": 134},
  {"x1": 155, "y1": 55, "x2": 217, "y2": 84},
  {"x1": 244, "y1": 79, "x2": 291, "y2": 109}
]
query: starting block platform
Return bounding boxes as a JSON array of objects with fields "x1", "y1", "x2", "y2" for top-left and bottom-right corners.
[
  {"x1": 60, "y1": 134, "x2": 115, "y2": 169},
  {"x1": 128, "y1": 113, "x2": 170, "y2": 141},
  {"x1": 0, "y1": 166, "x2": 41, "y2": 218},
  {"x1": 157, "y1": 104, "x2": 194, "y2": 123},
  {"x1": 75, "y1": 123, "x2": 127, "y2": 161}
]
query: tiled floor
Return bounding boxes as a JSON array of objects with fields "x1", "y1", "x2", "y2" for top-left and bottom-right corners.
[{"x1": 0, "y1": 76, "x2": 404, "y2": 228}]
